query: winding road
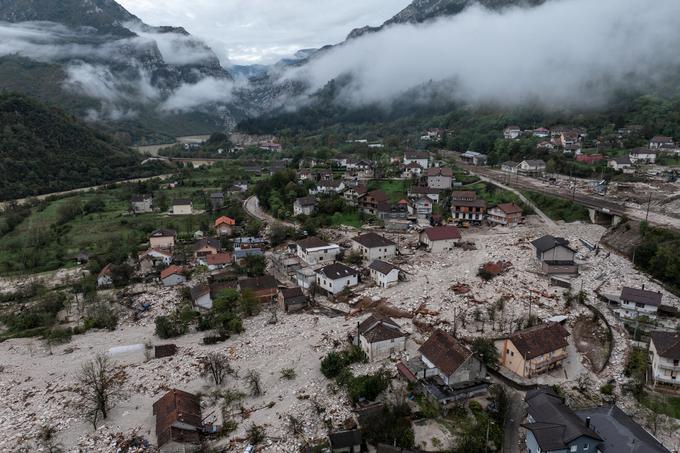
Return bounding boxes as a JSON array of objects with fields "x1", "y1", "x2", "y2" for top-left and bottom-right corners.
[{"x1": 243, "y1": 195, "x2": 297, "y2": 228}]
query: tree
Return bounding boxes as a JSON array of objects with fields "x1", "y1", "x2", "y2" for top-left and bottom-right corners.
[
  {"x1": 200, "y1": 352, "x2": 232, "y2": 386},
  {"x1": 247, "y1": 423, "x2": 266, "y2": 444},
  {"x1": 242, "y1": 254, "x2": 266, "y2": 277},
  {"x1": 240, "y1": 289, "x2": 261, "y2": 317},
  {"x1": 246, "y1": 370, "x2": 263, "y2": 396},
  {"x1": 471, "y1": 337, "x2": 499, "y2": 369},
  {"x1": 78, "y1": 354, "x2": 122, "y2": 429}
]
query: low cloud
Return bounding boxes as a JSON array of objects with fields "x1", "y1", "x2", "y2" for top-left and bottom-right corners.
[
  {"x1": 125, "y1": 22, "x2": 220, "y2": 66},
  {"x1": 288, "y1": 0, "x2": 680, "y2": 109},
  {"x1": 160, "y1": 77, "x2": 234, "y2": 112}
]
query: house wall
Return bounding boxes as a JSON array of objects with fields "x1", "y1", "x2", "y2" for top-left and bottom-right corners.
[
  {"x1": 294, "y1": 204, "x2": 314, "y2": 216},
  {"x1": 173, "y1": 205, "x2": 192, "y2": 215},
  {"x1": 487, "y1": 209, "x2": 521, "y2": 227},
  {"x1": 360, "y1": 336, "x2": 406, "y2": 361},
  {"x1": 97, "y1": 275, "x2": 112, "y2": 287},
  {"x1": 317, "y1": 274, "x2": 358, "y2": 295},
  {"x1": 404, "y1": 157, "x2": 429, "y2": 168},
  {"x1": 195, "y1": 293, "x2": 213, "y2": 310},
  {"x1": 428, "y1": 175, "x2": 452, "y2": 189},
  {"x1": 650, "y1": 340, "x2": 680, "y2": 386},
  {"x1": 297, "y1": 245, "x2": 340, "y2": 266},
  {"x1": 448, "y1": 356, "x2": 486, "y2": 385},
  {"x1": 429, "y1": 238, "x2": 458, "y2": 254},
  {"x1": 371, "y1": 269, "x2": 399, "y2": 288},
  {"x1": 538, "y1": 245, "x2": 575, "y2": 262},
  {"x1": 353, "y1": 242, "x2": 396, "y2": 261},
  {"x1": 498, "y1": 339, "x2": 568, "y2": 378},
  {"x1": 620, "y1": 300, "x2": 659, "y2": 319},
  {"x1": 195, "y1": 246, "x2": 218, "y2": 257},
  {"x1": 162, "y1": 274, "x2": 186, "y2": 287},
  {"x1": 132, "y1": 199, "x2": 153, "y2": 213},
  {"x1": 150, "y1": 237, "x2": 175, "y2": 249},
  {"x1": 216, "y1": 225, "x2": 234, "y2": 236}
]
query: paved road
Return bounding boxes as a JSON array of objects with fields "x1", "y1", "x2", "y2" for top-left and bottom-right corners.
[
  {"x1": 243, "y1": 195, "x2": 297, "y2": 228},
  {"x1": 503, "y1": 388, "x2": 526, "y2": 453}
]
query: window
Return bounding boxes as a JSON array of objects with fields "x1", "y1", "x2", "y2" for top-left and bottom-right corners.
[
  {"x1": 583, "y1": 443, "x2": 589, "y2": 450},
  {"x1": 570, "y1": 446, "x2": 577, "y2": 452},
  {"x1": 636, "y1": 303, "x2": 645, "y2": 309}
]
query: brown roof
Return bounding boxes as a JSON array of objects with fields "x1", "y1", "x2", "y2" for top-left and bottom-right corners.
[
  {"x1": 193, "y1": 237, "x2": 221, "y2": 252},
  {"x1": 418, "y1": 330, "x2": 472, "y2": 377},
  {"x1": 452, "y1": 199, "x2": 487, "y2": 208},
  {"x1": 160, "y1": 265, "x2": 184, "y2": 280},
  {"x1": 651, "y1": 331, "x2": 680, "y2": 360},
  {"x1": 421, "y1": 226, "x2": 462, "y2": 241},
  {"x1": 297, "y1": 236, "x2": 331, "y2": 250},
  {"x1": 509, "y1": 323, "x2": 570, "y2": 360},
  {"x1": 621, "y1": 287, "x2": 662, "y2": 307},
  {"x1": 451, "y1": 191, "x2": 477, "y2": 201},
  {"x1": 99, "y1": 263, "x2": 113, "y2": 277},
  {"x1": 280, "y1": 286, "x2": 305, "y2": 300},
  {"x1": 495, "y1": 203, "x2": 523, "y2": 214},
  {"x1": 366, "y1": 190, "x2": 390, "y2": 203},
  {"x1": 317, "y1": 263, "x2": 360, "y2": 280},
  {"x1": 353, "y1": 232, "x2": 396, "y2": 249},
  {"x1": 426, "y1": 167, "x2": 453, "y2": 177},
  {"x1": 358, "y1": 314, "x2": 405, "y2": 343},
  {"x1": 205, "y1": 253, "x2": 233, "y2": 266},
  {"x1": 151, "y1": 229, "x2": 177, "y2": 238},
  {"x1": 152, "y1": 389, "x2": 201, "y2": 448}
]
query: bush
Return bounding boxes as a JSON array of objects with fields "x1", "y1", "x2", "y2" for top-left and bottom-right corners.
[
  {"x1": 155, "y1": 316, "x2": 187, "y2": 339},
  {"x1": 361, "y1": 404, "x2": 415, "y2": 448},
  {"x1": 84, "y1": 302, "x2": 118, "y2": 331},
  {"x1": 600, "y1": 383, "x2": 614, "y2": 395},
  {"x1": 203, "y1": 333, "x2": 230, "y2": 345},
  {"x1": 321, "y1": 352, "x2": 347, "y2": 379},
  {"x1": 346, "y1": 371, "x2": 390, "y2": 403}
]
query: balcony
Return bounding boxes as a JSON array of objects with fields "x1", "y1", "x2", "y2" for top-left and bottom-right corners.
[
  {"x1": 530, "y1": 353, "x2": 568, "y2": 372},
  {"x1": 657, "y1": 362, "x2": 680, "y2": 372},
  {"x1": 652, "y1": 374, "x2": 680, "y2": 386}
]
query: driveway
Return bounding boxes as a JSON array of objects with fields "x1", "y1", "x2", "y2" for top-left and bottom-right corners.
[{"x1": 503, "y1": 388, "x2": 526, "y2": 453}]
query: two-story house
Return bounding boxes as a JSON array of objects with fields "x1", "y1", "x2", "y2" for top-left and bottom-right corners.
[
  {"x1": 352, "y1": 233, "x2": 397, "y2": 261},
  {"x1": 608, "y1": 156, "x2": 633, "y2": 173},
  {"x1": 368, "y1": 260, "x2": 401, "y2": 288},
  {"x1": 649, "y1": 331, "x2": 680, "y2": 388},
  {"x1": 316, "y1": 263, "x2": 360, "y2": 295},
  {"x1": 517, "y1": 160, "x2": 546, "y2": 177},
  {"x1": 293, "y1": 196, "x2": 318, "y2": 216},
  {"x1": 531, "y1": 235, "x2": 578, "y2": 275},
  {"x1": 193, "y1": 237, "x2": 222, "y2": 259},
  {"x1": 359, "y1": 190, "x2": 390, "y2": 215},
  {"x1": 419, "y1": 226, "x2": 462, "y2": 253},
  {"x1": 523, "y1": 388, "x2": 603, "y2": 453},
  {"x1": 426, "y1": 167, "x2": 453, "y2": 189},
  {"x1": 172, "y1": 199, "x2": 193, "y2": 215},
  {"x1": 214, "y1": 216, "x2": 236, "y2": 236},
  {"x1": 357, "y1": 314, "x2": 407, "y2": 361},
  {"x1": 149, "y1": 229, "x2": 177, "y2": 250},
  {"x1": 451, "y1": 199, "x2": 487, "y2": 223},
  {"x1": 238, "y1": 276, "x2": 279, "y2": 303},
  {"x1": 131, "y1": 194, "x2": 153, "y2": 213},
  {"x1": 487, "y1": 203, "x2": 523, "y2": 227},
  {"x1": 497, "y1": 323, "x2": 570, "y2": 378},
  {"x1": 403, "y1": 150, "x2": 430, "y2": 169},
  {"x1": 504, "y1": 126, "x2": 522, "y2": 139},
  {"x1": 296, "y1": 237, "x2": 340, "y2": 266},
  {"x1": 619, "y1": 286, "x2": 662, "y2": 319},
  {"x1": 344, "y1": 185, "x2": 368, "y2": 206},
  {"x1": 629, "y1": 148, "x2": 657, "y2": 164}
]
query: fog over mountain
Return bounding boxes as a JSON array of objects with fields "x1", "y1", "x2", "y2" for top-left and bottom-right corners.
[{"x1": 284, "y1": 0, "x2": 680, "y2": 109}]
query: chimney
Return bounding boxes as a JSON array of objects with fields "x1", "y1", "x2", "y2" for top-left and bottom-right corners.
[
  {"x1": 585, "y1": 416, "x2": 591, "y2": 428},
  {"x1": 642, "y1": 284, "x2": 645, "y2": 291}
]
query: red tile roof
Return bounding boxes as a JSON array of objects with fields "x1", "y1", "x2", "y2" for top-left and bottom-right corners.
[
  {"x1": 160, "y1": 265, "x2": 184, "y2": 280},
  {"x1": 215, "y1": 216, "x2": 236, "y2": 227},
  {"x1": 422, "y1": 226, "x2": 461, "y2": 241}
]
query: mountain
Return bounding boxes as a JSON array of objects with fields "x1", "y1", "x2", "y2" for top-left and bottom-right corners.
[
  {"x1": 347, "y1": 0, "x2": 546, "y2": 40},
  {"x1": 0, "y1": 0, "x2": 248, "y2": 143},
  {"x1": 0, "y1": 93, "x2": 166, "y2": 200}
]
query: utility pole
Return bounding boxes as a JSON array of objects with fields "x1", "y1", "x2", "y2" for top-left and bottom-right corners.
[{"x1": 645, "y1": 193, "x2": 652, "y2": 223}]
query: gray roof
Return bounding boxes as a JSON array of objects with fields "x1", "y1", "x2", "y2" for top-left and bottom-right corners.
[
  {"x1": 524, "y1": 389, "x2": 602, "y2": 450},
  {"x1": 621, "y1": 287, "x2": 662, "y2": 307},
  {"x1": 317, "y1": 263, "x2": 359, "y2": 280},
  {"x1": 297, "y1": 236, "x2": 331, "y2": 250},
  {"x1": 173, "y1": 198, "x2": 192, "y2": 206},
  {"x1": 576, "y1": 405, "x2": 670, "y2": 453},
  {"x1": 650, "y1": 331, "x2": 680, "y2": 360},
  {"x1": 353, "y1": 232, "x2": 396, "y2": 249},
  {"x1": 523, "y1": 159, "x2": 546, "y2": 166},
  {"x1": 368, "y1": 260, "x2": 400, "y2": 275},
  {"x1": 612, "y1": 156, "x2": 632, "y2": 165},
  {"x1": 190, "y1": 284, "x2": 210, "y2": 301},
  {"x1": 358, "y1": 314, "x2": 405, "y2": 343},
  {"x1": 295, "y1": 196, "x2": 317, "y2": 207},
  {"x1": 329, "y1": 429, "x2": 362, "y2": 448},
  {"x1": 531, "y1": 235, "x2": 575, "y2": 253}
]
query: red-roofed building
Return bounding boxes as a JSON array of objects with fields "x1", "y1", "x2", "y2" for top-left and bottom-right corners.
[
  {"x1": 419, "y1": 226, "x2": 462, "y2": 253},
  {"x1": 153, "y1": 389, "x2": 202, "y2": 449},
  {"x1": 214, "y1": 216, "x2": 236, "y2": 236},
  {"x1": 161, "y1": 265, "x2": 186, "y2": 287},
  {"x1": 488, "y1": 203, "x2": 524, "y2": 227},
  {"x1": 576, "y1": 154, "x2": 604, "y2": 165}
]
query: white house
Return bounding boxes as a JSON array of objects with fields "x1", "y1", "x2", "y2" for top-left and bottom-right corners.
[
  {"x1": 139, "y1": 248, "x2": 173, "y2": 266},
  {"x1": 402, "y1": 162, "x2": 424, "y2": 179},
  {"x1": 415, "y1": 197, "x2": 433, "y2": 219},
  {"x1": 649, "y1": 331, "x2": 680, "y2": 388},
  {"x1": 293, "y1": 196, "x2": 317, "y2": 216},
  {"x1": 404, "y1": 150, "x2": 430, "y2": 169},
  {"x1": 531, "y1": 235, "x2": 578, "y2": 275},
  {"x1": 310, "y1": 180, "x2": 345, "y2": 195},
  {"x1": 517, "y1": 160, "x2": 546, "y2": 176},
  {"x1": 532, "y1": 127, "x2": 551, "y2": 138},
  {"x1": 460, "y1": 151, "x2": 487, "y2": 166},
  {"x1": 190, "y1": 284, "x2": 212, "y2": 310},
  {"x1": 487, "y1": 203, "x2": 523, "y2": 227},
  {"x1": 296, "y1": 237, "x2": 340, "y2": 266},
  {"x1": 172, "y1": 199, "x2": 193, "y2": 215},
  {"x1": 160, "y1": 266, "x2": 186, "y2": 287},
  {"x1": 352, "y1": 233, "x2": 397, "y2": 261},
  {"x1": 504, "y1": 126, "x2": 522, "y2": 139},
  {"x1": 608, "y1": 156, "x2": 633, "y2": 172},
  {"x1": 618, "y1": 286, "x2": 662, "y2": 319},
  {"x1": 131, "y1": 195, "x2": 153, "y2": 213},
  {"x1": 426, "y1": 167, "x2": 453, "y2": 189},
  {"x1": 629, "y1": 148, "x2": 657, "y2": 164},
  {"x1": 649, "y1": 136, "x2": 675, "y2": 150},
  {"x1": 501, "y1": 161, "x2": 519, "y2": 173},
  {"x1": 368, "y1": 260, "x2": 401, "y2": 288},
  {"x1": 97, "y1": 264, "x2": 114, "y2": 288},
  {"x1": 419, "y1": 226, "x2": 462, "y2": 253},
  {"x1": 316, "y1": 263, "x2": 359, "y2": 295},
  {"x1": 357, "y1": 314, "x2": 407, "y2": 361},
  {"x1": 149, "y1": 229, "x2": 177, "y2": 249}
]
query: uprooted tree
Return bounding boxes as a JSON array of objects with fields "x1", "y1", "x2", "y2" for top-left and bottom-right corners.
[
  {"x1": 77, "y1": 353, "x2": 122, "y2": 429},
  {"x1": 200, "y1": 352, "x2": 233, "y2": 386}
]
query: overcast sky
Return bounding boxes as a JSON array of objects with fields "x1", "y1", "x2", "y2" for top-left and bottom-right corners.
[{"x1": 117, "y1": 0, "x2": 412, "y2": 65}]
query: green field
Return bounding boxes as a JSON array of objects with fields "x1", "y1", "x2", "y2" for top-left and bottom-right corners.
[
  {"x1": 328, "y1": 212, "x2": 363, "y2": 228},
  {"x1": 522, "y1": 191, "x2": 590, "y2": 222},
  {"x1": 367, "y1": 179, "x2": 411, "y2": 202},
  {"x1": 0, "y1": 163, "x2": 251, "y2": 276}
]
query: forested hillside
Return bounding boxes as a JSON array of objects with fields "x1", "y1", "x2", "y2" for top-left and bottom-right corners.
[{"x1": 0, "y1": 94, "x2": 165, "y2": 200}]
